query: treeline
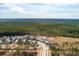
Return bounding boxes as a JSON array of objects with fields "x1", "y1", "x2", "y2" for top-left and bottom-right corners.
[
  {"x1": 0, "y1": 21, "x2": 79, "y2": 37},
  {"x1": 0, "y1": 31, "x2": 30, "y2": 37}
]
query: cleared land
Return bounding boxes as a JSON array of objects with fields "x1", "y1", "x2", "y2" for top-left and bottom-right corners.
[{"x1": 48, "y1": 36, "x2": 79, "y2": 56}]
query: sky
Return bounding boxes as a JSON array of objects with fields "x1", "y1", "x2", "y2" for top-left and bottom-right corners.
[{"x1": 0, "y1": 0, "x2": 79, "y2": 18}]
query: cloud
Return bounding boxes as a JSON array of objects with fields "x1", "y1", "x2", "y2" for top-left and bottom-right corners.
[
  {"x1": 0, "y1": 0, "x2": 79, "y2": 5},
  {"x1": 0, "y1": 3, "x2": 50, "y2": 14},
  {"x1": 0, "y1": 3, "x2": 51, "y2": 18},
  {"x1": 3, "y1": 4, "x2": 27, "y2": 14},
  {"x1": 0, "y1": 3, "x2": 79, "y2": 18}
]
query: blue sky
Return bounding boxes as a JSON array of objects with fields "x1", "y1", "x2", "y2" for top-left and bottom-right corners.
[{"x1": 0, "y1": 3, "x2": 79, "y2": 18}]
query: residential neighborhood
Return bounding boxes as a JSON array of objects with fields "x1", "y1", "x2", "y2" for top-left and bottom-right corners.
[{"x1": 0, "y1": 35, "x2": 53, "y2": 56}]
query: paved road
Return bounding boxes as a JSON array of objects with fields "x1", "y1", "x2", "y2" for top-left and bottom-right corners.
[{"x1": 37, "y1": 42, "x2": 51, "y2": 56}]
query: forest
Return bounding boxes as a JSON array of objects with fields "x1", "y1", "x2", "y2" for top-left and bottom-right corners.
[{"x1": 0, "y1": 21, "x2": 79, "y2": 38}]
